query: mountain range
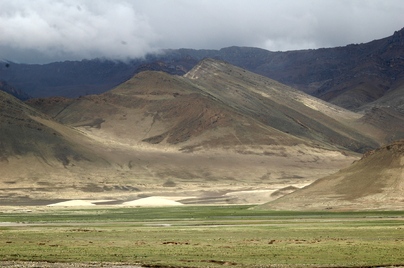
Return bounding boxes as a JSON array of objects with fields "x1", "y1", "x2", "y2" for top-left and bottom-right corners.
[
  {"x1": 27, "y1": 59, "x2": 382, "y2": 153},
  {"x1": 1, "y1": 28, "x2": 404, "y2": 112},
  {"x1": 0, "y1": 59, "x2": 365, "y2": 206},
  {"x1": 0, "y1": 28, "x2": 403, "y2": 209}
]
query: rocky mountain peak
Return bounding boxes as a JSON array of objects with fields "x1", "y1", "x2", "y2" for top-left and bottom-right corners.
[
  {"x1": 384, "y1": 27, "x2": 404, "y2": 50},
  {"x1": 184, "y1": 58, "x2": 225, "y2": 79},
  {"x1": 391, "y1": 27, "x2": 404, "y2": 42}
]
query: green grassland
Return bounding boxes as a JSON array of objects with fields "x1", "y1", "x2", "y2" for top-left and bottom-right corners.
[{"x1": 0, "y1": 206, "x2": 403, "y2": 267}]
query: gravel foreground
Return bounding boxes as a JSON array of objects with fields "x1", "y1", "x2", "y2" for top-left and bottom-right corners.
[{"x1": 0, "y1": 262, "x2": 143, "y2": 268}]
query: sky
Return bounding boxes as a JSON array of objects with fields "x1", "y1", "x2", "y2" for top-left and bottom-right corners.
[{"x1": 0, "y1": 0, "x2": 403, "y2": 64}]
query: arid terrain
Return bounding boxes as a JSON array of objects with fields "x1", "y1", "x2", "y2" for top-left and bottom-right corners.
[
  {"x1": 1, "y1": 57, "x2": 403, "y2": 210},
  {"x1": 0, "y1": 30, "x2": 403, "y2": 211},
  {"x1": 0, "y1": 31, "x2": 403, "y2": 268},
  {"x1": 259, "y1": 140, "x2": 404, "y2": 211},
  {"x1": 2, "y1": 60, "x2": 364, "y2": 207}
]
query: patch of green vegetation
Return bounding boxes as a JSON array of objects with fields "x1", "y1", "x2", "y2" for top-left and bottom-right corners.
[
  {"x1": 2, "y1": 206, "x2": 403, "y2": 223},
  {"x1": 0, "y1": 206, "x2": 403, "y2": 267}
]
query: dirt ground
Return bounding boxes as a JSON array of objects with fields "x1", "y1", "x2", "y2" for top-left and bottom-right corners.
[{"x1": 0, "y1": 143, "x2": 358, "y2": 207}]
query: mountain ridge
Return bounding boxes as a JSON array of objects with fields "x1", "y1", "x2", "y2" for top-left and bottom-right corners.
[
  {"x1": 1, "y1": 28, "x2": 403, "y2": 113},
  {"x1": 28, "y1": 58, "x2": 381, "y2": 153},
  {"x1": 2, "y1": 59, "x2": 403, "y2": 208},
  {"x1": 3, "y1": 85, "x2": 358, "y2": 204},
  {"x1": 0, "y1": 80, "x2": 31, "y2": 100}
]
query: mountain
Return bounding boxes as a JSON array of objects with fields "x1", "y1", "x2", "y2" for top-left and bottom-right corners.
[
  {"x1": 3, "y1": 58, "x2": 402, "y2": 206},
  {"x1": 0, "y1": 80, "x2": 30, "y2": 100},
  {"x1": 160, "y1": 28, "x2": 404, "y2": 112},
  {"x1": 0, "y1": 90, "x2": 117, "y2": 203},
  {"x1": 0, "y1": 59, "x2": 141, "y2": 98},
  {"x1": 0, "y1": 90, "x2": 98, "y2": 165},
  {"x1": 1, "y1": 28, "x2": 404, "y2": 113},
  {"x1": 8, "y1": 58, "x2": 372, "y2": 204},
  {"x1": 3, "y1": 63, "x2": 362, "y2": 204},
  {"x1": 258, "y1": 140, "x2": 404, "y2": 211},
  {"x1": 28, "y1": 58, "x2": 381, "y2": 153},
  {"x1": 185, "y1": 59, "x2": 386, "y2": 152}
]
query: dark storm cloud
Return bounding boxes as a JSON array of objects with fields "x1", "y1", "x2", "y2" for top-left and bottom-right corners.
[
  {"x1": 0, "y1": 0, "x2": 402, "y2": 63},
  {"x1": 0, "y1": 0, "x2": 159, "y2": 63}
]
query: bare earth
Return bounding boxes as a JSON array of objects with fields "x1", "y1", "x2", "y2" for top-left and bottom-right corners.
[{"x1": 0, "y1": 141, "x2": 357, "y2": 208}]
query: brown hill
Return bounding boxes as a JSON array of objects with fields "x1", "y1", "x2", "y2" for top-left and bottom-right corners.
[
  {"x1": 258, "y1": 140, "x2": 404, "y2": 211},
  {"x1": 184, "y1": 59, "x2": 381, "y2": 152},
  {"x1": 0, "y1": 90, "x2": 121, "y2": 203},
  {"x1": 6, "y1": 59, "x2": 400, "y2": 206},
  {"x1": 0, "y1": 90, "x2": 104, "y2": 166},
  {"x1": 29, "y1": 70, "x2": 293, "y2": 152},
  {"x1": 3, "y1": 78, "x2": 358, "y2": 205},
  {"x1": 13, "y1": 59, "x2": 375, "y2": 204},
  {"x1": 29, "y1": 59, "x2": 381, "y2": 153}
]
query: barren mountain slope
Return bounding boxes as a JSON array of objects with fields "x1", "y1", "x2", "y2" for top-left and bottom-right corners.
[
  {"x1": 313, "y1": 28, "x2": 404, "y2": 109},
  {"x1": 3, "y1": 73, "x2": 360, "y2": 204},
  {"x1": 16, "y1": 59, "x2": 373, "y2": 204},
  {"x1": 258, "y1": 140, "x2": 404, "y2": 211},
  {"x1": 366, "y1": 78, "x2": 404, "y2": 114},
  {"x1": 184, "y1": 59, "x2": 381, "y2": 152},
  {"x1": 355, "y1": 78, "x2": 404, "y2": 143},
  {"x1": 174, "y1": 29, "x2": 404, "y2": 111},
  {"x1": 0, "y1": 80, "x2": 30, "y2": 100},
  {"x1": 30, "y1": 59, "x2": 381, "y2": 153},
  {"x1": 0, "y1": 90, "x2": 119, "y2": 202},
  {"x1": 29, "y1": 70, "x2": 308, "y2": 153},
  {"x1": 0, "y1": 90, "x2": 106, "y2": 167}
]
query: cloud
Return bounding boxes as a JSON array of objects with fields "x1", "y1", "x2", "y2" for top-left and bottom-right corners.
[
  {"x1": 138, "y1": 0, "x2": 404, "y2": 51},
  {"x1": 0, "y1": 0, "x2": 403, "y2": 63},
  {"x1": 0, "y1": 0, "x2": 159, "y2": 62}
]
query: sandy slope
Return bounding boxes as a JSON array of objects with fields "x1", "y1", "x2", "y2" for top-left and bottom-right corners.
[{"x1": 259, "y1": 140, "x2": 404, "y2": 211}]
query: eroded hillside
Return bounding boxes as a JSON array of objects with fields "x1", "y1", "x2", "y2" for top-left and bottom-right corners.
[
  {"x1": 2, "y1": 61, "x2": 368, "y2": 205},
  {"x1": 259, "y1": 140, "x2": 404, "y2": 211}
]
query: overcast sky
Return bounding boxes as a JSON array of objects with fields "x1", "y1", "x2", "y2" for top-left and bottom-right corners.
[{"x1": 0, "y1": 0, "x2": 403, "y2": 64}]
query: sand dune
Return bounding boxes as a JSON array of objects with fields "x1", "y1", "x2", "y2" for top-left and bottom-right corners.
[
  {"x1": 46, "y1": 197, "x2": 184, "y2": 207},
  {"x1": 47, "y1": 200, "x2": 96, "y2": 207},
  {"x1": 121, "y1": 197, "x2": 184, "y2": 207}
]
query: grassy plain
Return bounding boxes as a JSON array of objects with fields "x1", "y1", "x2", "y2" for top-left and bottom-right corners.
[{"x1": 0, "y1": 206, "x2": 403, "y2": 267}]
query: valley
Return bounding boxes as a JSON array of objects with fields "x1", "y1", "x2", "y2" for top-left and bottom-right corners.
[
  {"x1": 0, "y1": 206, "x2": 403, "y2": 268},
  {"x1": 1, "y1": 4, "x2": 403, "y2": 268},
  {"x1": 1, "y1": 54, "x2": 403, "y2": 210},
  {"x1": 0, "y1": 29, "x2": 403, "y2": 211}
]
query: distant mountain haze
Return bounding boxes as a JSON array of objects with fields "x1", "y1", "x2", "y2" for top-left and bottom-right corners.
[
  {"x1": 1, "y1": 28, "x2": 403, "y2": 112},
  {"x1": 0, "y1": 80, "x2": 31, "y2": 100}
]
